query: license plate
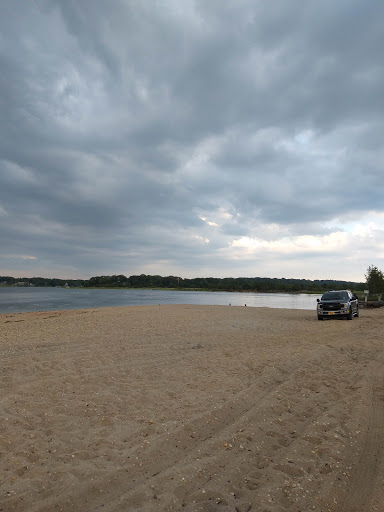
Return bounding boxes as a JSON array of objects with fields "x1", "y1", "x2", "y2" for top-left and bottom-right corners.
[{"x1": 329, "y1": 312, "x2": 334, "y2": 315}]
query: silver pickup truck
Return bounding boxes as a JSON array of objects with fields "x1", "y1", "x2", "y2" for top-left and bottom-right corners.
[{"x1": 317, "y1": 290, "x2": 359, "y2": 320}]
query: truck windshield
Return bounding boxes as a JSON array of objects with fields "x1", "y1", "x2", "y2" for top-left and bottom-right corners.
[{"x1": 321, "y1": 292, "x2": 349, "y2": 301}]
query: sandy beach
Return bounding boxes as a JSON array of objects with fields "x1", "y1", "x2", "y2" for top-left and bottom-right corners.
[{"x1": 1, "y1": 305, "x2": 384, "y2": 512}]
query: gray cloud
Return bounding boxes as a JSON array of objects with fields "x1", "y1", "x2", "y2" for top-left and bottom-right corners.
[{"x1": 1, "y1": 0, "x2": 383, "y2": 280}]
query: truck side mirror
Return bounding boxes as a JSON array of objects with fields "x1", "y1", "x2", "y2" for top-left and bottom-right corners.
[{"x1": 317, "y1": 298, "x2": 320, "y2": 302}]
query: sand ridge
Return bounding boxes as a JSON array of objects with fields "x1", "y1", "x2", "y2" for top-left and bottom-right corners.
[{"x1": 1, "y1": 305, "x2": 384, "y2": 511}]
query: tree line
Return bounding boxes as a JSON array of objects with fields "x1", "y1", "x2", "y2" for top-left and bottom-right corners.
[
  {"x1": 85, "y1": 274, "x2": 366, "y2": 292},
  {"x1": 0, "y1": 276, "x2": 84, "y2": 287},
  {"x1": 0, "y1": 274, "x2": 366, "y2": 293}
]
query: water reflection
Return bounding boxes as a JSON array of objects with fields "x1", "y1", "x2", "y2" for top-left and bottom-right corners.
[{"x1": 0, "y1": 287, "x2": 320, "y2": 314}]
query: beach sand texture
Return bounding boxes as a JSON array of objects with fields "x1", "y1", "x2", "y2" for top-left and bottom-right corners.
[{"x1": 1, "y1": 305, "x2": 384, "y2": 512}]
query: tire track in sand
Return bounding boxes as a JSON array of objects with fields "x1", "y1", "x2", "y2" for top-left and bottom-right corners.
[
  {"x1": 335, "y1": 359, "x2": 384, "y2": 512},
  {"x1": 74, "y1": 345, "x2": 360, "y2": 512}
]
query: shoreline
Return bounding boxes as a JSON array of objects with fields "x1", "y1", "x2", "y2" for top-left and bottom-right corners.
[
  {"x1": 0, "y1": 301, "x2": 313, "y2": 317},
  {"x1": 1, "y1": 305, "x2": 384, "y2": 511}
]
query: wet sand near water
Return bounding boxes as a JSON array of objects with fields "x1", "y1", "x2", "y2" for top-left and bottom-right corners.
[{"x1": 1, "y1": 305, "x2": 384, "y2": 511}]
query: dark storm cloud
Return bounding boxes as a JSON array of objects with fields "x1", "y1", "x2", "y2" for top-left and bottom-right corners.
[{"x1": 1, "y1": 0, "x2": 383, "y2": 279}]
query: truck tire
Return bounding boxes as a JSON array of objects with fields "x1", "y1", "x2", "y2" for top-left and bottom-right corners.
[
  {"x1": 318, "y1": 315, "x2": 324, "y2": 321},
  {"x1": 347, "y1": 309, "x2": 353, "y2": 320}
]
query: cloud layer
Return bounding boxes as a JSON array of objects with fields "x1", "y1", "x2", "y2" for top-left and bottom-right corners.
[{"x1": 1, "y1": 0, "x2": 384, "y2": 280}]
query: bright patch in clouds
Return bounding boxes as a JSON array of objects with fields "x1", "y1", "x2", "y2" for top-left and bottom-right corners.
[
  {"x1": 193, "y1": 235, "x2": 209, "y2": 244},
  {"x1": 199, "y1": 216, "x2": 219, "y2": 227},
  {"x1": 232, "y1": 231, "x2": 352, "y2": 256},
  {"x1": 12, "y1": 255, "x2": 37, "y2": 260}
]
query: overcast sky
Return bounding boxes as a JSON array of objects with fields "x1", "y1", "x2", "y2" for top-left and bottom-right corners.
[{"x1": 1, "y1": 0, "x2": 383, "y2": 281}]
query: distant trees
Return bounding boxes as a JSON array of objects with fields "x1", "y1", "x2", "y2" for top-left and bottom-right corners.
[
  {"x1": 0, "y1": 276, "x2": 85, "y2": 287},
  {"x1": 82, "y1": 274, "x2": 364, "y2": 292},
  {"x1": 0, "y1": 274, "x2": 367, "y2": 293},
  {"x1": 365, "y1": 265, "x2": 384, "y2": 297},
  {"x1": 0, "y1": 276, "x2": 16, "y2": 286}
]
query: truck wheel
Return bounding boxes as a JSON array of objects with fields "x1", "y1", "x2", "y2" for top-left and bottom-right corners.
[
  {"x1": 318, "y1": 315, "x2": 324, "y2": 321},
  {"x1": 356, "y1": 308, "x2": 359, "y2": 317},
  {"x1": 347, "y1": 309, "x2": 353, "y2": 320}
]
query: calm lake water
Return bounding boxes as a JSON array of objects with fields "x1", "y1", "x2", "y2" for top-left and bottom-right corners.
[{"x1": 0, "y1": 287, "x2": 320, "y2": 314}]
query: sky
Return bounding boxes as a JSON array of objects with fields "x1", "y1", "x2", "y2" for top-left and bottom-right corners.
[{"x1": 1, "y1": 0, "x2": 383, "y2": 282}]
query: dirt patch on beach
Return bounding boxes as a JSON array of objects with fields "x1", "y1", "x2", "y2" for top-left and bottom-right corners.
[{"x1": 1, "y1": 305, "x2": 384, "y2": 511}]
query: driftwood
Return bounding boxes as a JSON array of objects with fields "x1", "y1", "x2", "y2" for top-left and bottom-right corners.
[{"x1": 362, "y1": 300, "x2": 384, "y2": 308}]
